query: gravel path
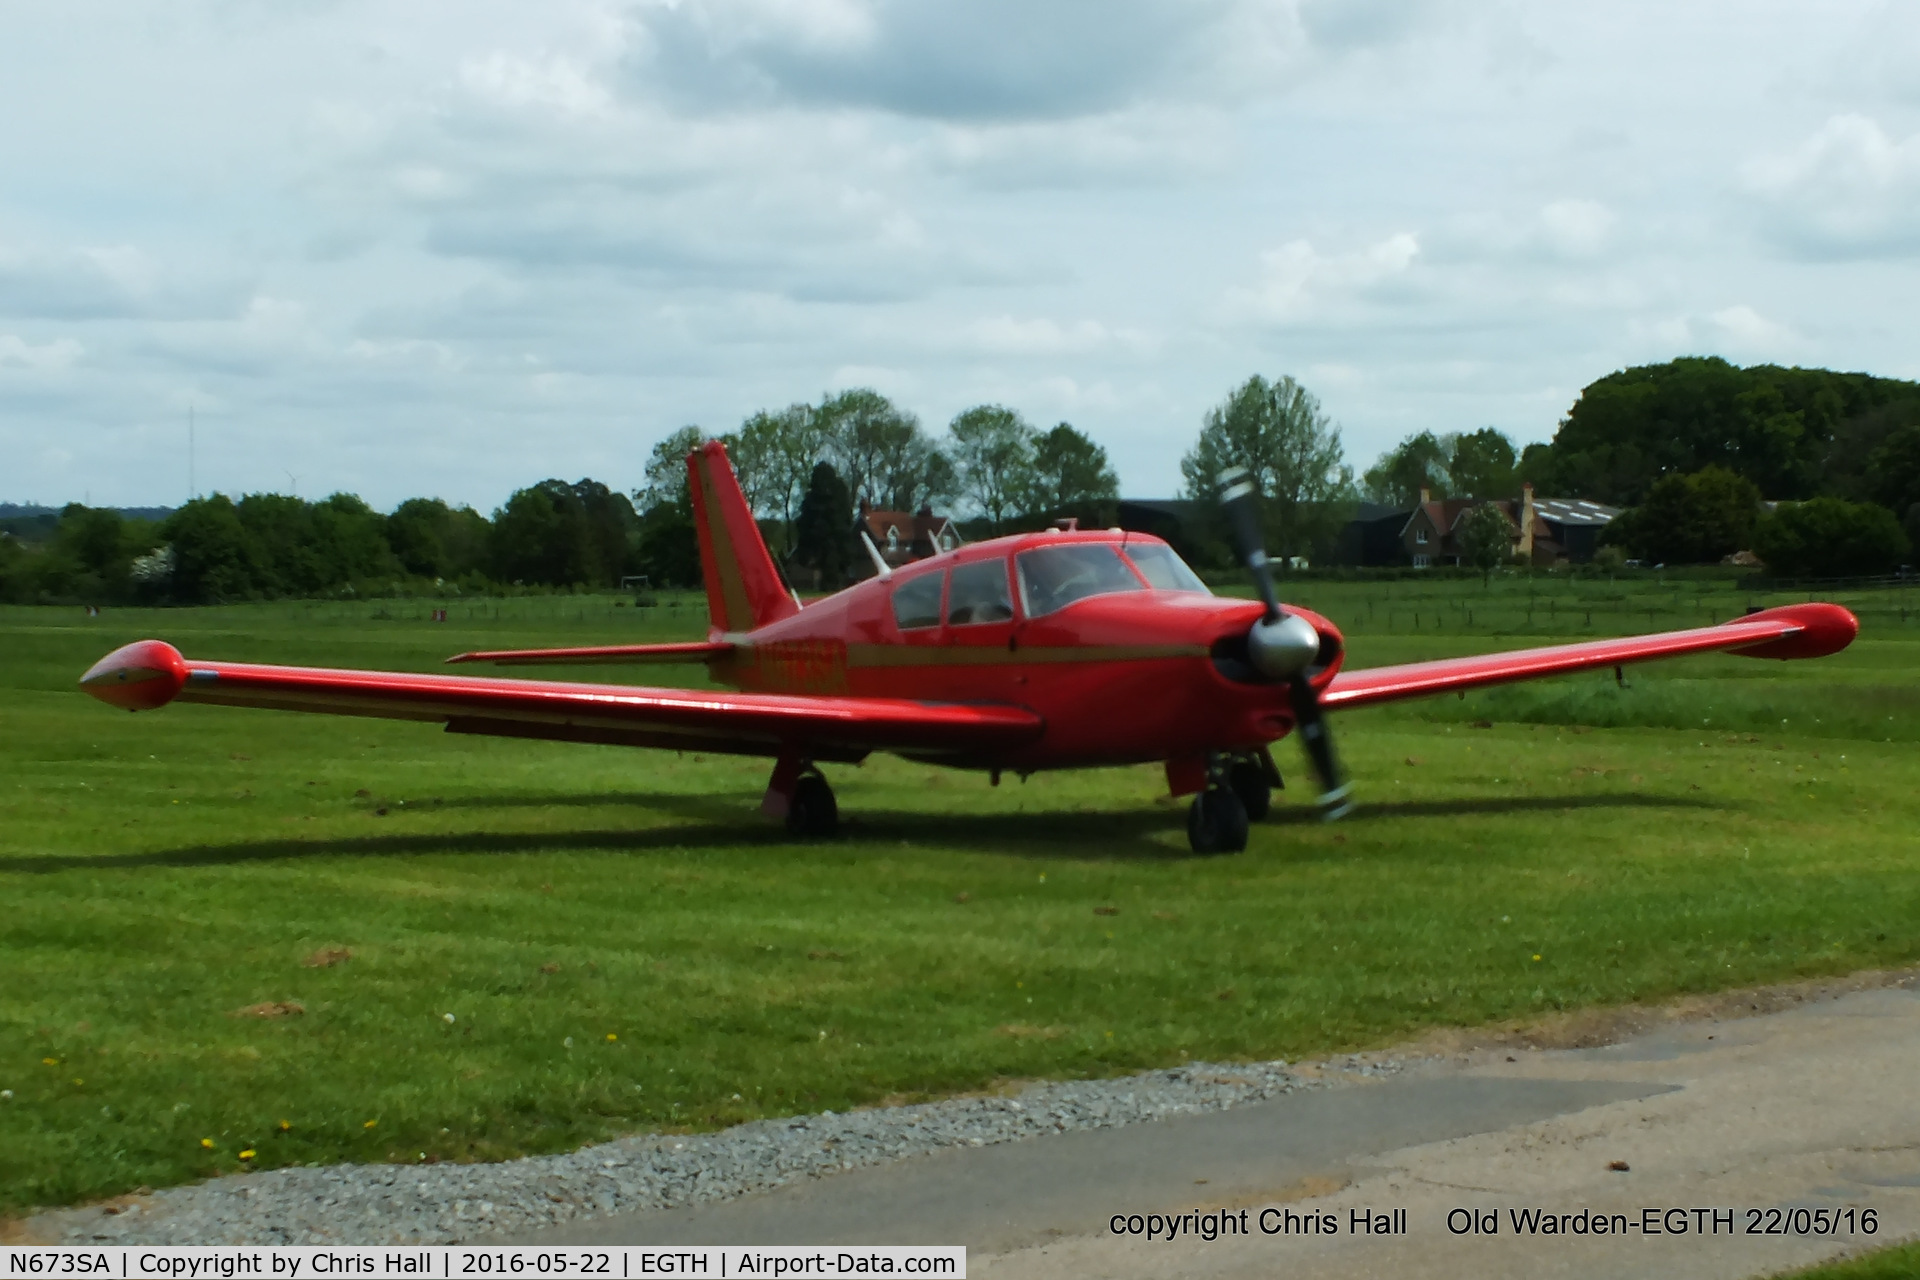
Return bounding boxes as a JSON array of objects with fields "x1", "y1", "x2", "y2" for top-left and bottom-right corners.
[{"x1": 24, "y1": 1056, "x2": 1403, "y2": 1245}]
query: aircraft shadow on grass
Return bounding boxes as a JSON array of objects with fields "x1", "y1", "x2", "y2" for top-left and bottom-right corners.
[{"x1": 0, "y1": 791, "x2": 1724, "y2": 875}]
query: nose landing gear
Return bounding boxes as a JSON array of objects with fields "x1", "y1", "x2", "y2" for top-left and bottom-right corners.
[
  {"x1": 1184, "y1": 749, "x2": 1281, "y2": 854},
  {"x1": 1226, "y1": 754, "x2": 1276, "y2": 821},
  {"x1": 1187, "y1": 784, "x2": 1249, "y2": 854}
]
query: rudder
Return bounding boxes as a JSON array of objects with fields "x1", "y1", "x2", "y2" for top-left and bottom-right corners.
[{"x1": 686, "y1": 439, "x2": 800, "y2": 636}]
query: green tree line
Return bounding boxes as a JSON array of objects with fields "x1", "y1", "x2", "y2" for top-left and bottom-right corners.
[
  {"x1": 0, "y1": 389, "x2": 1129, "y2": 605},
  {"x1": 12, "y1": 355, "x2": 1915, "y2": 605},
  {"x1": 1358, "y1": 356, "x2": 1920, "y2": 575}
]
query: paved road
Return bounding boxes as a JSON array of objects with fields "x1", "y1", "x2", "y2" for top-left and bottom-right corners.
[{"x1": 522, "y1": 981, "x2": 1920, "y2": 1279}]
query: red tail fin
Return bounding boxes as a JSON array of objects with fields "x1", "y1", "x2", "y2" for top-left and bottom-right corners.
[{"x1": 687, "y1": 440, "x2": 800, "y2": 636}]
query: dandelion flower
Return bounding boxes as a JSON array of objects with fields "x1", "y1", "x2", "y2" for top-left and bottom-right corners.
[
  {"x1": 443, "y1": 1013, "x2": 456, "y2": 1024},
  {"x1": 364, "y1": 1119, "x2": 378, "y2": 1129},
  {"x1": 278, "y1": 1120, "x2": 291, "y2": 1131},
  {"x1": 42, "y1": 1058, "x2": 58, "y2": 1066},
  {"x1": 606, "y1": 1033, "x2": 617, "y2": 1042},
  {"x1": 201, "y1": 1138, "x2": 215, "y2": 1149},
  {"x1": 1532, "y1": 954, "x2": 1542, "y2": 962},
  {"x1": 239, "y1": 1149, "x2": 256, "y2": 1160}
]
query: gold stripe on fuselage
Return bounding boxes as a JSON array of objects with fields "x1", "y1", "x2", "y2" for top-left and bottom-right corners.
[
  {"x1": 714, "y1": 638, "x2": 1209, "y2": 696},
  {"x1": 841, "y1": 643, "x2": 1205, "y2": 668}
]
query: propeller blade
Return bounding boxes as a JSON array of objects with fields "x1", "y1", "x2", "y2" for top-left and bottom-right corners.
[
  {"x1": 1289, "y1": 676, "x2": 1352, "y2": 821},
  {"x1": 1216, "y1": 466, "x2": 1280, "y2": 623},
  {"x1": 1219, "y1": 464, "x2": 1351, "y2": 819}
]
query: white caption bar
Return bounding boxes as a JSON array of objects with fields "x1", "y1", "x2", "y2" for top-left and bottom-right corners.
[{"x1": 1, "y1": 1247, "x2": 966, "y2": 1280}]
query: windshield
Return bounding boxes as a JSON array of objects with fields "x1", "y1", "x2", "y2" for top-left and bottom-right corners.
[
  {"x1": 1015, "y1": 544, "x2": 1145, "y2": 617},
  {"x1": 1124, "y1": 542, "x2": 1211, "y2": 594}
]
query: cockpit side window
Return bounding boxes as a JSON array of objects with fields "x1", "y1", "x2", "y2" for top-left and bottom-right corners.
[
  {"x1": 946, "y1": 559, "x2": 1014, "y2": 625},
  {"x1": 1014, "y1": 544, "x2": 1145, "y2": 618},
  {"x1": 890, "y1": 571, "x2": 944, "y2": 630}
]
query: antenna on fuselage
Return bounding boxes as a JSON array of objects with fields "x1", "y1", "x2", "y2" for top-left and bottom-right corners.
[{"x1": 859, "y1": 528, "x2": 893, "y2": 579}]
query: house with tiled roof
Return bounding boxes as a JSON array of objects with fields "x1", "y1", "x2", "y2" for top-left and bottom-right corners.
[
  {"x1": 1397, "y1": 485, "x2": 1620, "y2": 567},
  {"x1": 855, "y1": 503, "x2": 959, "y2": 573}
]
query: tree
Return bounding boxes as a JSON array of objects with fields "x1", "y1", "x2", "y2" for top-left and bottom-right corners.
[
  {"x1": 1448, "y1": 428, "x2": 1518, "y2": 499},
  {"x1": 1025, "y1": 423, "x2": 1119, "y2": 516},
  {"x1": 386, "y1": 498, "x2": 490, "y2": 581},
  {"x1": 947, "y1": 405, "x2": 1035, "y2": 533},
  {"x1": 1603, "y1": 466, "x2": 1760, "y2": 564},
  {"x1": 726, "y1": 404, "x2": 826, "y2": 553},
  {"x1": 631, "y1": 427, "x2": 705, "y2": 585},
  {"x1": 818, "y1": 389, "x2": 911, "y2": 509},
  {"x1": 639, "y1": 427, "x2": 706, "y2": 513},
  {"x1": 1363, "y1": 431, "x2": 1451, "y2": 506},
  {"x1": 1180, "y1": 375, "x2": 1355, "y2": 569},
  {"x1": 791, "y1": 462, "x2": 854, "y2": 590},
  {"x1": 635, "y1": 500, "x2": 699, "y2": 587},
  {"x1": 1754, "y1": 498, "x2": 1909, "y2": 578},
  {"x1": 161, "y1": 495, "x2": 263, "y2": 603},
  {"x1": 1456, "y1": 503, "x2": 1514, "y2": 581},
  {"x1": 492, "y1": 479, "x2": 637, "y2": 587},
  {"x1": 1545, "y1": 357, "x2": 1917, "y2": 504},
  {"x1": 1517, "y1": 441, "x2": 1556, "y2": 492},
  {"x1": 817, "y1": 389, "x2": 953, "y2": 511},
  {"x1": 1868, "y1": 421, "x2": 1920, "y2": 521}
]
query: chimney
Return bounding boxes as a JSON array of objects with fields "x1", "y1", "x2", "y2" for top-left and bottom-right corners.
[
  {"x1": 1418, "y1": 486, "x2": 1430, "y2": 505},
  {"x1": 1518, "y1": 483, "x2": 1535, "y2": 560}
]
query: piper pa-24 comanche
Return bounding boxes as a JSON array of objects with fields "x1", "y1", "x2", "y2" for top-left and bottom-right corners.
[{"x1": 82, "y1": 442, "x2": 1859, "y2": 853}]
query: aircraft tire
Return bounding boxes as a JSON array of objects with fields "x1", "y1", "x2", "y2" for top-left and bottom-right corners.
[
  {"x1": 1186, "y1": 786, "x2": 1249, "y2": 855},
  {"x1": 786, "y1": 772, "x2": 839, "y2": 838},
  {"x1": 1226, "y1": 759, "x2": 1271, "y2": 821}
]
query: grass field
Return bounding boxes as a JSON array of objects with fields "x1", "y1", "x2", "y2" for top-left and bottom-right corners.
[
  {"x1": 1, "y1": 571, "x2": 1916, "y2": 1215},
  {"x1": 1786, "y1": 1240, "x2": 1920, "y2": 1279}
]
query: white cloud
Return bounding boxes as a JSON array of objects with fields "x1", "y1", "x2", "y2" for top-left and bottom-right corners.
[
  {"x1": 4, "y1": 0, "x2": 1920, "y2": 507},
  {"x1": 624, "y1": 0, "x2": 1251, "y2": 121},
  {"x1": 1230, "y1": 233, "x2": 1420, "y2": 323},
  {"x1": 1538, "y1": 199, "x2": 1616, "y2": 259},
  {"x1": 460, "y1": 53, "x2": 616, "y2": 117},
  {"x1": 964, "y1": 316, "x2": 1156, "y2": 357},
  {"x1": 0, "y1": 334, "x2": 83, "y2": 370},
  {"x1": 1747, "y1": 114, "x2": 1920, "y2": 257},
  {"x1": 1708, "y1": 304, "x2": 1796, "y2": 357}
]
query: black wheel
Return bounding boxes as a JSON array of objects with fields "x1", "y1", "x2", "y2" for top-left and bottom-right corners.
[
  {"x1": 1186, "y1": 786, "x2": 1249, "y2": 855},
  {"x1": 785, "y1": 772, "x2": 839, "y2": 838},
  {"x1": 1226, "y1": 759, "x2": 1271, "y2": 821}
]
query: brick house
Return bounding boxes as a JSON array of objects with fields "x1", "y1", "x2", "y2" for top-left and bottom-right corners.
[
  {"x1": 1397, "y1": 484, "x2": 1618, "y2": 568},
  {"x1": 856, "y1": 503, "x2": 959, "y2": 572}
]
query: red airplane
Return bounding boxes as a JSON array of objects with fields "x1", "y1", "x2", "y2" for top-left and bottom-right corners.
[{"x1": 81, "y1": 443, "x2": 1858, "y2": 853}]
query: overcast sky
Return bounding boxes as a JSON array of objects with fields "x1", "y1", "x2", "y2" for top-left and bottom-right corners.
[{"x1": 4, "y1": 0, "x2": 1918, "y2": 512}]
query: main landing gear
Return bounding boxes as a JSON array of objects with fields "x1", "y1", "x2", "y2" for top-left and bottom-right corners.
[
  {"x1": 788, "y1": 770, "x2": 838, "y2": 837},
  {"x1": 764, "y1": 758, "x2": 839, "y2": 838},
  {"x1": 1186, "y1": 750, "x2": 1281, "y2": 855}
]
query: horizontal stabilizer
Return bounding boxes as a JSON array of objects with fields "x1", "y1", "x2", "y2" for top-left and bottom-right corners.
[{"x1": 445, "y1": 640, "x2": 734, "y2": 667}]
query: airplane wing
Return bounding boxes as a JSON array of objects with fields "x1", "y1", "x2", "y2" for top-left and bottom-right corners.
[
  {"x1": 79, "y1": 640, "x2": 1041, "y2": 763},
  {"x1": 1319, "y1": 602, "x2": 1857, "y2": 712},
  {"x1": 445, "y1": 640, "x2": 733, "y2": 666}
]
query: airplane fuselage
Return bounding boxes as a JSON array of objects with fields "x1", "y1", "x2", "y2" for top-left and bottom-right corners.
[{"x1": 707, "y1": 528, "x2": 1342, "y2": 773}]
